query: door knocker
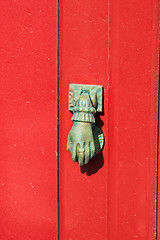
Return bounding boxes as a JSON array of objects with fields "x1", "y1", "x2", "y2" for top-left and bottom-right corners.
[{"x1": 67, "y1": 84, "x2": 104, "y2": 166}]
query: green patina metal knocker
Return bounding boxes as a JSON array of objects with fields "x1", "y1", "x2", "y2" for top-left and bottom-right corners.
[{"x1": 67, "y1": 84, "x2": 104, "y2": 166}]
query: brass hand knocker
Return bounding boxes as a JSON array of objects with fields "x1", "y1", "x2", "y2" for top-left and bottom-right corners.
[{"x1": 67, "y1": 84, "x2": 104, "y2": 166}]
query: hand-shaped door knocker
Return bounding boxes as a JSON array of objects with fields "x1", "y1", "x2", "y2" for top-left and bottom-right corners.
[{"x1": 67, "y1": 84, "x2": 104, "y2": 166}]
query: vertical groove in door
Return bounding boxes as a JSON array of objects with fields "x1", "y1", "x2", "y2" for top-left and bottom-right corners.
[
  {"x1": 156, "y1": 59, "x2": 159, "y2": 240},
  {"x1": 57, "y1": 0, "x2": 60, "y2": 239},
  {"x1": 157, "y1": 53, "x2": 160, "y2": 240}
]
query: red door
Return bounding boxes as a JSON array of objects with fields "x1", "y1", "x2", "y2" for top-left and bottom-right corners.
[
  {"x1": 0, "y1": 1, "x2": 57, "y2": 239},
  {"x1": 0, "y1": 0, "x2": 159, "y2": 240},
  {"x1": 60, "y1": 0, "x2": 159, "y2": 239}
]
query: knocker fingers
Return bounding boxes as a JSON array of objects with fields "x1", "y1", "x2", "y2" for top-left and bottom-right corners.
[
  {"x1": 72, "y1": 143, "x2": 77, "y2": 163},
  {"x1": 68, "y1": 139, "x2": 96, "y2": 165},
  {"x1": 84, "y1": 143, "x2": 90, "y2": 165},
  {"x1": 90, "y1": 141, "x2": 95, "y2": 159},
  {"x1": 77, "y1": 143, "x2": 85, "y2": 166}
]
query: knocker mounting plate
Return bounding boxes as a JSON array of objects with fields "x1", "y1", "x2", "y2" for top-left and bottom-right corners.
[{"x1": 69, "y1": 84, "x2": 103, "y2": 112}]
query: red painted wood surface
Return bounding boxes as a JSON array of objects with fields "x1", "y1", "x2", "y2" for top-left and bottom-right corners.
[
  {"x1": 158, "y1": 6, "x2": 160, "y2": 239},
  {"x1": 158, "y1": 96, "x2": 160, "y2": 240},
  {"x1": 60, "y1": 0, "x2": 109, "y2": 239},
  {"x1": 0, "y1": 1, "x2": 57, "y2": 240},
  {"x1": 109, "y1": 1, "x2": 159, "y2": 239},
  {"x1": 60, "y1": 0, "x2": 159, "y2": 240}
]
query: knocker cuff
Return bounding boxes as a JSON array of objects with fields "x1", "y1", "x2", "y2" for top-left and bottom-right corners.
[{"x1": 72, "y1": 110, "x2": 95, "y2": 123}]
